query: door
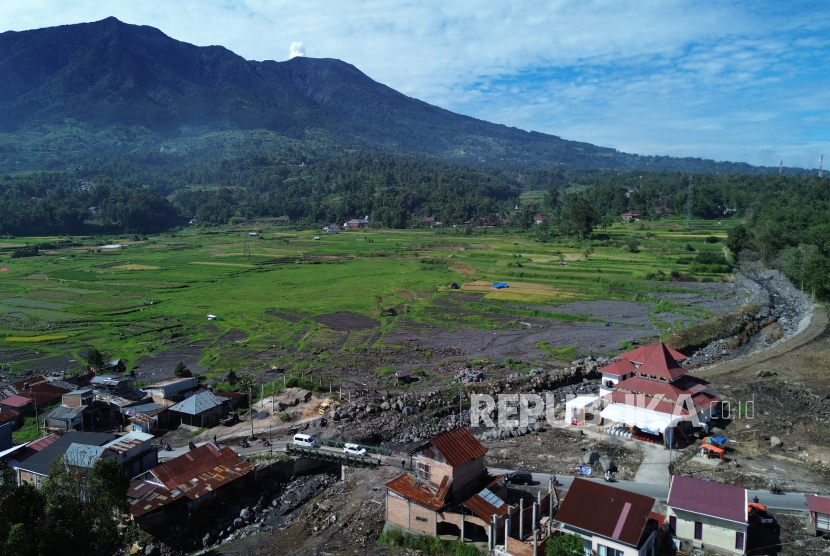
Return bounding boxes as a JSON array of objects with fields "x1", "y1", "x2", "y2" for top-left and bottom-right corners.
[
  {"x1": 694, "y1": 521, "x2": 702, "y2": 540},
  {"x1": 736, "y1": 531, "x2": 744, "y2": 551},
  {"x1": 669, "y1": 515, "x2": 676, "y2": 533}
]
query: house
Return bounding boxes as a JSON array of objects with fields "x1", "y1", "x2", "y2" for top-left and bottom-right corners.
[
  {"x1": 62, "y1": 389, "x2": 96, "y2": 408},
  {"x1": 0, "y1": 395, "x2": 32, "y2": 414},
  {"x1": 622, "y1": 211, "x2": 640, "y2": 222},
  {"x1": 124, "y1": 402, "x2": 170, "y2": 430},
  {"x1": 533, "y1": 215, "x2": 548, "y2": 225},
  {"x1": 130, "y1": 443, "x2": 255, "y2": 529},
  {"x1": 394, "y1": 370, "x2": 411, "y2": 385},
  {"x1": 90, "y1": 375, "x2": 134, "y2": 394},
  {"x1": 0, "y1": 434, "x2": 57, "y2": 473},
  {"x1": 596, "y1": 343, "x2": 720, "y2": 445},
  {"x1": 100, "y1": 431, "x2": 157, "y2": 477},
  {"x1": 144, "y1": 377, "x2": 199, "y2": 406},
  {"x1": 0, "y1": 411, "x2": 15, "y2": 450},
  {"x1": 43, "y1": 405, "x2": 89, "y2": 432},
  {"x1": 14, "y1": 431, "x2": 116, "y2": 488},
  {"x1": 385, "y1": 427, "x2": 553, "y2": 554},
  {"x1": 806, "y1": 495, "x2": 830, "y2": 535},
  {"x1": 667, "y1": 475, "x2": 747, "y2": 554},
  {"x1": 323, "y1": 224, "x2": 341, "y2": 233},
  {"x1": 344, "y1": 218, "x2": 368, "y2": 229},
  {"x1": 554, "y1": 478, "x2": 660, "y2": 556},
  {"x1": 168, "y1": 391, "x2": 233, "y2": 427},
  {"x1": 103, "y1": 359, "x2": 126, "y2": 374}
]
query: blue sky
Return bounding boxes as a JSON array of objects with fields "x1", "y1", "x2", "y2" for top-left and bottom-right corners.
[{"x1": 2, "y1": 1, "x2": 828, "y2": 169}]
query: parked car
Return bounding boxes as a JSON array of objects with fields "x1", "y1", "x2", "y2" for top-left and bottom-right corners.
[
  {"x1": 343, "y1": 443, "x2": 367, "y2": 456},
  {"x1": 506, "y1": 471, "x2": 533, "y2": 485},
  {"x1": 293, "y1": 433, "x2": 318, "y2": 448}
]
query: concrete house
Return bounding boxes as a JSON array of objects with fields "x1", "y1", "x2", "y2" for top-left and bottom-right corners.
[
  {"x1": 168, "y1": 391, "x2": 232, "y2": 427},
  {"x1": 806, "y1": 495, "x2": 830, "y2": 536},
  {"x1": 555, "y1": 478, "x2": 660, "y2": 556},
  {"x1": 385, "y1": 427, "x2": 554, "y2": 554},
  {"x1": 144, "y1": 377, "x2": 199, "y2": 406},
  {"x1": 667, "y1": 475, "x2": 748, "y2": 554},
  {"x1": 99, "y1": 431, "x2": 157, "y2": 477}
]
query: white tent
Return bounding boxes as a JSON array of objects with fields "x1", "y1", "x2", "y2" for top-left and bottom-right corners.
[
  {"x1": 600, "y1": 403, "x2": 684, "y2": 435},
  {"x1": 565, "y1": 395, "x2": 600, "y2": 425}
]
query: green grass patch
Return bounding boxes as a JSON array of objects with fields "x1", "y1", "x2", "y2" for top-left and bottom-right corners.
[
  {"x1": 12, "y1": 417, "x2": 40, "y2": 444},
  {"x1": 379, "y1": 528, "x2": 484, "y2": 556},
  {"x1": 536, "y1": 342, "x2": 578, "y2": 361}
]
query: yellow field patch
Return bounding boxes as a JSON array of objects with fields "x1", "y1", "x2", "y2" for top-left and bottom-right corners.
[
  {"x1": 5, "y1": 334, "x2": 68, "y2": 343},
  {"x1": 461, "y1": 280, "x2": 568, "y2": 301},
  {"x1": 190, "y1": 262, "x2": 256, "y2": 268},
  {"x1": 111, "y1": 264, "x2": 160, "y2": 271},
  {"x1": 450, "y1": 262, "x2": 476, "y2": 278},
  {"x1": 485, "y1": 290, "x2": 583, "y2": 303}
]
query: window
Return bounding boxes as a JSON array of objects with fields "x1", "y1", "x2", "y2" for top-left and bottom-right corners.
[
  {"x1": 415, "y1": 516, "x2": 428, "y2": 522},
  {"x1": 736, "y1": 531, "x2": 744, "y2": 550},
  {"x1": 669, "y1": 515, "x2": 676, "y2": 533},
  {"x1": 694, "y1": 521, "x2": 703, "y2": 540},
  {"x1": 597, "y1": 545, "x2": 624, "y2": 556}
]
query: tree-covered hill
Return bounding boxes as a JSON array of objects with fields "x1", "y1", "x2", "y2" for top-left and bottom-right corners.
[{"x1": 0, "y1": 17, "x2": 791, "y2": 174}]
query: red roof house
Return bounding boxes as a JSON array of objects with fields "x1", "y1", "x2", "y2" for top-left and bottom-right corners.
[{"x1": 555, "y1": 478, "x2": 660, "y2": 552}]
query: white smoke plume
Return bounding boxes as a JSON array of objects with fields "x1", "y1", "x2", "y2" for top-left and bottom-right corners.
[{"x1": 289, "y1": 42, "x2": 305, "y2": 58}]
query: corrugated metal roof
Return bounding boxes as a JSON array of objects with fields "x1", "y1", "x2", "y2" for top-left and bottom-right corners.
[
  {"x1": 45, "y1": 405, "x2": 86, "y2": 421},
  {"x1": 385, "y1": 473, "x2": 448, "y2": 510},
  {"x1": 65, "y1": 443, "x2": 106, "y2": 468},
  {"x1": 145, "y1": 377, "x2": 198, "y2": 393},
  {"x1": 16, "y1": 432, "x2": 116, "y2": 476},
  {"x1": 556, "y1": 478, "x2": 655, "y2": 548},
  {"x1": 128, "y1": 479, "x2": 183, "y2": 518},
  {"x1": 806, "y1": 495, "x2": 830, "y2": 515},
  {"x1": 91, "y1": 375, "x2": 131, "y2": 385},
  {"x1": 1, "y1": 395, "x2": 31, "y2": 408},
  {"x1": 169, "y1": 391, "x2": 229, "y2": 415},
  {"x1": 0, "y1": 409, "x2": 19, "y2": 423},
  {"x1": 102, "y1": 431, "x2": 152, "y2": 454},
  {"x1": 123, "y1": 403, "x2": 167, "y2": 416},
  {"x1": 131, "y1": 414, "x2": 157, "y2": 427},
  {"x1": 421, "y1": 427, "x2": 487, "y2": 468},
  {"x1": 668, "y1": 475, "x2": 746, "y2": 524},
  {"x1": 464, "y1": 489, "x2": 509, "y2": 521},
  {"x1": 148, "y1": 444, "x2": 254, "y2": 501}
]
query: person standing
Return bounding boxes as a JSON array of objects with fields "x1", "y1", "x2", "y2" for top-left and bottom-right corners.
[{"x1": 401, "y1": 458, "x2": 405, "y2": 470}]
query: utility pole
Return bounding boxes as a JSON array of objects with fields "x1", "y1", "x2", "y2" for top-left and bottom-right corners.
[
  {"x1": 459, "y1": 387, "x2": 463, "y2": 427},
  {"x1": 779, "y1": 160, "x2": 783, "y2": 175},
  {"x1": 820, "y1": 154, "x2": 824, "y2": 179},
  {"x1": 33, "y1": 391, "x2": 39, "y2": 436}
]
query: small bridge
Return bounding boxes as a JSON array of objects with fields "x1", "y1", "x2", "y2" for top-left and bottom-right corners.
[
  {"x1": 311, "y1": 436, "x2": 392, "y2": 456},
  {"x1": 285, "y1": 444, "x2": 382, "y2": 468}
]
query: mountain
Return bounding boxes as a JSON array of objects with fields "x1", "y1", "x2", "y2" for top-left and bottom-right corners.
[{"x1": 0, "y1": 17, "x2": 778, "y2": 173}]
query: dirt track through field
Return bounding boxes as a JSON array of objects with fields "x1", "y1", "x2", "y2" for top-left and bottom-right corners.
[{"x1": 694, "y1": 305, "x2": 828, "y2": 379}]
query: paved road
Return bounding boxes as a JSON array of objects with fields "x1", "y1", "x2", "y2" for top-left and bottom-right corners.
[{"x1": 490, "y1": 468, "x2": 810, "y2": 513}]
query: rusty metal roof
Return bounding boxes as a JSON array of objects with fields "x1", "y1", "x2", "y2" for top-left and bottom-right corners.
[
  {"x1": 128, "y1": 479, "x2": 183, "y2": 518},
  {"x1": 464, "y1": 488, "x2": 508, "y2": 521},
  {"x1": 385, "y1": 473, "x2": 449, "y2": 510},
  {"x1": 131, "y1": 414, "x2": 157, "y2": 426},
  {"x1": 1, "y1": 395, "x2": 31, "y2": 408},
  {"x1": 0, "y1": 409, "x2": 19, "y2": 424},
  {"x1": 423, "y1": 427, "x2": 487, "y2": 468},
  {"x1": 148, "y1": 443, "x2": 254, "y2": 501},
  {"x1": 556, "y1": 478, "x2": 655, "y2": 548}
]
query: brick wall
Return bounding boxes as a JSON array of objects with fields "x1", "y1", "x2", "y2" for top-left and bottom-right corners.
[{"x1": 386, "y1": 490, "x2": 436, "y2": 535}]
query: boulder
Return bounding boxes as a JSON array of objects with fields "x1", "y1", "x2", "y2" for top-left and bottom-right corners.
[
  {"x1": 233, "y1": 518, "x2": 244, "y2": 529},
  {"x1": 144, "y1": 545, "x2": 160, "y2": 556},
  {"x1": 599, "y1": 455, "x2": 616, "y2": 472},
  {"x1": 202, "y1": 533, "x2": 212, "y2": 548},
  {"x1": 271, "y1": 499, "x2": 279, "y2": 507},
  {"x1": 240, "y1": 508, "x2": 251, "y2": 520},
  {"x1": 381, "y1": 402, "x2": 391, "y2": 411},
  {"x1": 770, "y1": 436, "x2": 783, "y2": 449},
  {"x1": 583, "y1": 451, "x2": 600, "y2": 464},
  {"x1": 402, "y1": 406, "x2": 414, "y2": 416}
]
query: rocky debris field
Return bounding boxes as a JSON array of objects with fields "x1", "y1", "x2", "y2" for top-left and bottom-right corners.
[
  {"x1": 682, "y1": 270, "x2": 812, "y2": 368},
  {"x1": 484, "y1": 428, "x2": 643, "y2": 481}
]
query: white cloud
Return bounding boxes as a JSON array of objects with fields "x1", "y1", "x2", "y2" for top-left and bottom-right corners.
[
  {"x1": 289, "y1": 41, "x2": 305, "y2": 58},
  {"x1": 0, "y1": 1, "x2": 827, "y2": 168}
]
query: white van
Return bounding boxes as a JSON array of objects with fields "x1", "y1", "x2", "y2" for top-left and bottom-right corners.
[{"x1": 293, "y1": 433, "x2": 318, "y2": 448}]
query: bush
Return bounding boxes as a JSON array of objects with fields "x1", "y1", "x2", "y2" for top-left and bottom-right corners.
[
  {"x1": 379, "y1": 529, "x2": 484, "y2": 556},
  {"x1": 546, "y1": 533, "x2": 584, "y2": 556},
  {"x1": 705, "y1": 236, "x2": 720, "y2": 243}
]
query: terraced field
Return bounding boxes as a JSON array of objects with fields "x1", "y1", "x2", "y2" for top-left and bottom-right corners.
[{"x1": 0, "y1": 218, "x2": 739, "y2": 387}]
